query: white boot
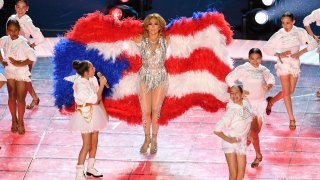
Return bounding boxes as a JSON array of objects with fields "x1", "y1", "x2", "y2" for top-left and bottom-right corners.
[
  {"x1": 75, "y1": 165, "x2": 87, "y2": 180},
  {"x1": 86, "y1": 158, "x2": 103, "y2": 178}
]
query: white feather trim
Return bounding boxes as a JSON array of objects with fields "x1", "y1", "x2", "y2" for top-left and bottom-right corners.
[
  {"x1": 167, "y1": 71, "x2": 229, "y2": 102},
  {"x1": 111, "y1": 71, "x2": 229, "y2": 102},
  {"x1": 86, "y1": 40, "x2": 139, "y2": 62},
  {"x1": 111, "y1": 73, "x2": 139, "y2": 99},
  {"x1": 64, "y1": 74, "x2": 81, "y2": 83},
  {"x1": 167, "y1": 25, "x2": 233, "y2": 68},
  {"x1": 85, "y1": 25, "x2": 232, "y2": 68}
]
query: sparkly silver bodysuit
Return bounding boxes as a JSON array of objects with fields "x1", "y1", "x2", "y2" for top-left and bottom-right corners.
[{"x1": 138, "y1": 37, "x2": 168, "y2": 91}]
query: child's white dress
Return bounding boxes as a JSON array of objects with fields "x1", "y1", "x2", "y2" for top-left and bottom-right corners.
[{"x1": 69, "y1": 76, "x2": 108, "y2": 133}]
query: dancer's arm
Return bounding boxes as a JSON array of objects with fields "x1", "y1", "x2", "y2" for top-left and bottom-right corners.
[
  {"x1": 303, "y1": 9, "x2": 320, "y2": 39},
  {"x1": 225, "y1": 65, "x2": 245, "y2": 87},
  {"x1": 23, "y1": 16, "x2": 45, "y2": 47},
  {"x1": 262, "y1": 68, "x2": 275, "y2": 91},
  {"x1": 291, "y1": 28, "x2": 318, "y2": 59},
  {"x1": 8, "y1": 57, "x2": 33, "y2": 66},
  {"x1": 214, "y1": 106, "x2": 238, "y2": 144}
]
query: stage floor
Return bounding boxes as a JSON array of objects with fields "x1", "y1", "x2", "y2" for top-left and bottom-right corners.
[{"x1": 0, "y1": 57, "x2": 319, "y2": 179}]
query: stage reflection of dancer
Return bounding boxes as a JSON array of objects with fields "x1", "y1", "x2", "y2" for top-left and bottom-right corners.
[
  {"x1": 226, "y1": 48, "x2": 275, "y2": 168},
  {"x1": 263, "y1": 12, "x2": 317, "y2": 130},
  {"x1": 0, "y1": 19, "x2": 36, "y2": 135},
  {"x1": 10, "y1": 0, "x2": 45, "y2": 109},
  {"x1": 70, "y1": 60, "x2": 108, "y2": 180},
  {"x1": 303, "y1": 8, "x2": 320, "y2": 97},
  {"x1": 214, "y1": 85, "x2": 252, "y2": 180},
  {"x1": 133, "y1": 13, "x2": 170, "y2": 154}
]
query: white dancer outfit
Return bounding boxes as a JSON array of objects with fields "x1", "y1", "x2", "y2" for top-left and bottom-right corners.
[
  {"x1": 263, "y1": 26, "x2": 317, "y2": 77},
  {"x1": 214, "y1": 100, "x2": 253, "y2": 155},
  {"x1": 0, "y1": 36, "x2": 36, "y2": 81},
  {"x1": 303, "y1": 9, "x2": 320, "y2": 48},
  {"x1": 225, "y1": 62, "x2": 275, "y2": 120},
  {"x1": 303, "y1": 8, "x2": 320, "y2": 31},
  {"x1": 10, "y1": 14, "x2": 45, "y2": 45},
  {"x1": 69, "y1": 76, "x2": 108, "y2": 133}
]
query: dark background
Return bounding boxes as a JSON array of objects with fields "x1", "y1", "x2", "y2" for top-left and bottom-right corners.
[{"x1": 0, "y1": 0, "x2": 320, "y2": 39}]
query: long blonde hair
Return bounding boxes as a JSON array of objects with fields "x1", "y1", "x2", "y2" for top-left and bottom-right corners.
[{"x1": 142, "y1": 13, "x2": 166, "y2": 38}]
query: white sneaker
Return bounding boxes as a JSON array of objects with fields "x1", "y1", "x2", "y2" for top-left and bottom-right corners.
[
  {"x1": 86, "y1": 167, "x2": 103, "y2": 178},
  {"x1": 76, "y1": 165, "x2": 87, "y2": 180}
]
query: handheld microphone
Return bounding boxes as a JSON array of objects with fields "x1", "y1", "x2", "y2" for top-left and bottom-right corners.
[{"x1": 97, "y1": 72, "x2": 110, "y2": 88}]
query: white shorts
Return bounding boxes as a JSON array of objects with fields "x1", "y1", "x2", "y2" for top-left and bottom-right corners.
[
  {"x1": 5, "y1": 66, "x2": 31, "y2": 82},
  {"x1": 221, "y1": 136, "x2": 247, "y2": 155},
  {"x1": 274, "y1": 58, "x2": 300, "y2": 77},
  {"x1": 248, "y1": 99, "x2": 267, "y2": 121}
]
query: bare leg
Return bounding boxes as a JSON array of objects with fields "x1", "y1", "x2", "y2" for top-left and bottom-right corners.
[
  {"x1": 267, "y1": 75, "x2": 298, "y2": 114},
  {"x1": 100, "y1": 101, "x2": 108, "y2": 117},
  {"x1": 271, "y1": 91, "x2": 283, "y2": 104},
  {"x1": 26, "y1": 64, "x2": 40, "y2": 109},
  {"x1": 288, "y1": 75, "x2": 298, "y2": 129},
  {"x1": 26, "y1": 82, "x2": 38, "y2": 100},
  {"x1": 16, "y1": 81, "x2": 27, "y2": 134},
  {"x1": 280, "y1": 75, "x2": 298, "y2": 129},
  {"x1": 236, "y1": 154, "x2": 247, "y2": 180},
  {"x1": 151, "y1": 84, "x2": 167, "y2": 135},
  {"x1": 271, "y1": 75, "x2": 298, "y2": 121},
  {"x1": 89, "y1": 132, "x2": 99, "y2": 158},
  {"x1": 250, "y1": 116, "x2": 263, "y2": 168},
  {"x1": 0, "y1": 81, "x2": 5, "y2": 89},
  {"x1": 7, "y1": 79, "x2": 18, "y2": 133},
  {"x1": 78, "y1": 133, "x2": 91, "y2": 165},
  {"x1": 26, "y1": 64, "x2": 37, "y2": 98},
  {"x1": 86, "y1": 132, "x2": 103, "y2": 177},
  {"x1": 150, "y1": 83, "x2": 167, "y2": 154},
  {"x1": 138, "y1": 82, "x2": 152, "y2": 153},
  {"x1": 225, "y1": 153, "x2": 238, "y2": 180},
  {"x1": 266, "y1": 91, "x2": 283, "y2": 116}
]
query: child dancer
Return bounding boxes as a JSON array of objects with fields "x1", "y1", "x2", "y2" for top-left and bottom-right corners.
[
  {"x1": 303, "y1": 8, "x2": 320, "y2": 97},
  {"x1": 263, "y1": 12, "x2": 318, "y2": 130},
  {"x1": 70, "y1": 60, "x2": 108, "y2": 180},
  {"x1": 10, "y1": 0, "x2": 45, "y2": 109},
  {"x1": 0, "y1": 18, "x2": 36, "y2": 135},
  {"x1": 225, "y1": 48, "x2": 275, "y2": 168},
  {"x1": 214, "y1": 85, "x2": 253, "y2": 180}
]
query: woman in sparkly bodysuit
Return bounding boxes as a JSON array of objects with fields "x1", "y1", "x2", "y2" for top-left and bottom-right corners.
[{"x1": 134, "y1": 13, "x2": 169, "y2": 154}]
